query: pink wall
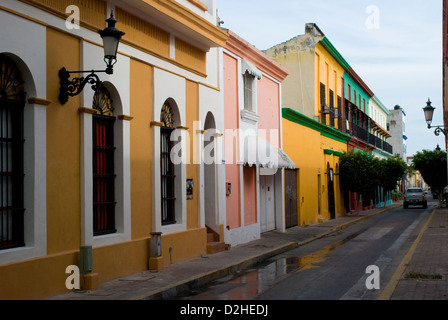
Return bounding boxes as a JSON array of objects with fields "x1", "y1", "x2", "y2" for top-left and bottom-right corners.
[
  {"x1": 257, "y1": 77, "x2": 281, "y2": 148},
  {"x1": 223, "y1": 53, "x2": 241, "y2": 229}
]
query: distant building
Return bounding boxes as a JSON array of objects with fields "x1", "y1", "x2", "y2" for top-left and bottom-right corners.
[
  {"x1": 406, "y1": 157, "x2": 427, "y2": 190},
  {"x1": 387, "y1": 105, "x2": 407, "y2": 162},
  {"x1": 387, "y1": 105, "x2": 407, "y2": 192}
]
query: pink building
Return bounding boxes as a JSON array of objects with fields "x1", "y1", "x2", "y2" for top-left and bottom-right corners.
[{"x1": 221, "y1": 30, "x2": 293, "y2": 247}]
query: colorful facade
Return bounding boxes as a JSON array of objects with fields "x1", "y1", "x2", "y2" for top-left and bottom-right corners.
[
  {"x1": 265, "y1": 23, "x2": 394, "y2": 222},
  {"x1": 221, "y1": 30, "x2": 291, "y2": 246},
  {"x1": 0, "y1": 2, "x2": 398, "y2": 300},
  {"x1": 0, "y1": 0, "x2": 228, "y2": 299},
  {"x1": 264, "y1": 24, "x2": 351, "y2": 224}
]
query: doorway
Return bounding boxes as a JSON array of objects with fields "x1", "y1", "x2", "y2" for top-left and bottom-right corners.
[
  {"x1": 284, "y1": 169, "x2": 298, "y2": 228},
  {"x1": 327, "y1": 163, "x2": 335, "y2": 219},
  {"x1": 260, "y1": 175, "x2": 275, "y2": 232}
]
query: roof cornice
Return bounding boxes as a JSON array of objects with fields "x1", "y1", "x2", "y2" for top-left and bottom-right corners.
[
  {"x1": 225, "y1": 29, "x2": 289, "y2": 81},
  {"x1": 346, "y1": 67, "x2": 374, "y2": 98},
  {"x1": 319, "y1": 37, "x2": 351, "y2": 70}
]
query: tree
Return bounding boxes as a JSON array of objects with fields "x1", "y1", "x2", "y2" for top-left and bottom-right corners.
[
  {"x1": 377, "y1": 155, "x2": 408, "y2": 197},
  {"x1": 340, "y1": 151, "x2": 407, "y2": 207},
  {"x1": 340, "y1": 150, "x2": 378, "y2": 196},
  {"x1": 412, "y1": 149, "x2": 447, "y2": 196}
]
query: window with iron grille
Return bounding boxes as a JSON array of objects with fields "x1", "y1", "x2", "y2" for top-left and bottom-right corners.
[
  {"x1": 160, "y1": 101, "x2": 176, "y2": 225},
  {"x1": 337, "y1": 96, "x2": 342, "y2": 131},
  {"x1": 329, "y1": 89, "x2": 335, "y2": 128},
  {"x1": 0, "y1": 54, "x2": 25, "y2": 250},
  {"x1": 92, "y1": 86, "x2": 116, "y2": 236},
  {"x1": 320, "y1": 83, "x2": 326, "y2": 125}
]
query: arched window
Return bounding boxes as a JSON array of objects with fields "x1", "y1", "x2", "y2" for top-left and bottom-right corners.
[
  {"x1": 0, "y1": 54, "x2": 25, "y2": 250},
  {"x1": 92, "y1": 85, "x2": 116, "y2": 236},
  {"x1": 160, "y1": 100, "x2": 176, "y2": 225}
]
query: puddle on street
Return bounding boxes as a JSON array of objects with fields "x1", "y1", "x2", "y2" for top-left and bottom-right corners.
[{"x1": 180, "y1": 231, "x2": 361, "y2": 300}]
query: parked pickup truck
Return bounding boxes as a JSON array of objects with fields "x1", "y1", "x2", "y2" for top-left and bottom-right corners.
[{"x1": 403, "y1": 188, "x2": 427, "y2": 209}]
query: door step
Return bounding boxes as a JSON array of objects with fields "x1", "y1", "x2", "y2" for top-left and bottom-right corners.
[
  {"x1": 206, "y1": 241, "x2": 226, "y2": 254},
  {"x1": 206, "y1": 227, "x2": 226, "y2": 254}
]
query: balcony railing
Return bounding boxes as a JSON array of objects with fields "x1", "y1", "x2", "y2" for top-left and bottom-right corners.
[
  {"x1": 351, "y1": 123, "x2": 393, "y2": 154},
  {"x1": 352, "y1": 123, "x2": 368, "y2": 142},
  {"x1": 382, "y1": 141, "x2": 393, "y2": 154}
]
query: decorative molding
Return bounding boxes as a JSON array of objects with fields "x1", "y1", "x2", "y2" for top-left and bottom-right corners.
[
  {"x1": 0, "y1": 5, "x2": 48, "y2": 27},
  {"x1": 282, "y1": 108, "x2": 351, "y2": 144},
  {"x1": 19, "y1": 0, "x2": 106, "y2": 31},
  {"x1": 346, "y1": 68, "x2": 374, "y2": 98},
  {"x1": 150, "y1": 121, "x2": 164, "y2": 127},
  {"x1": 78, "y1": 107, "x2": 97, "y2": 115},
  {"x1": 240, "y1": 109, "x2": 260, "y2": 125},
  {"x1": 319, "y1": 37, "x2": 351, "y2": 71},
  {"x1": 27, "y1": 97, "x2": 52, "y2": 106},
  {"x1": 118, "y1": 115, "x2": 134, "y2": 121},
  {"x1": 226, "y1": 30, "x2": 289, "y2": 82},
  {"x1": 187, "y1": 0, "x2": 208, "y2": 11},
  {"x1": 177, "y1": 126, "x2": 189, "y2": 130}
]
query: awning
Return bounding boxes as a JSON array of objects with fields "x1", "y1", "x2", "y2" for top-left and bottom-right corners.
[
  {"x1": 243, "y1": 136, "x2": 295, "y2": 169},
  {"x1": 276, "y1": 148, "x2": 296, "y2": 169},
  {"x1": 242, "y1": 59, "x2": 263, "y2": 80}
]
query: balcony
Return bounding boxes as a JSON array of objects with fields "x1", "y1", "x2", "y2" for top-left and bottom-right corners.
[
  {"x1": 352, "y1": 123, "x2": 368, "y2": 142},
  {"x1": 351, "y1": 123, "x2": 393, "y2": 154}
]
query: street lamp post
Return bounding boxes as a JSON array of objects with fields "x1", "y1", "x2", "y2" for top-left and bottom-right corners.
[
  {"x1": 423, "y1": 98, "x2": 448, "y2": 205},
  {"x1": 58, "y1": 11, "x2": 125, "y2": 105},
  {"x1": 423, "y1": 99, "x2": 448, "y2": 136}
]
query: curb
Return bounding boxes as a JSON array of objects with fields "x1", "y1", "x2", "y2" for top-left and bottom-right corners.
[{"x1": 133, "y1": 204, "x2": 401, "y2": 300}]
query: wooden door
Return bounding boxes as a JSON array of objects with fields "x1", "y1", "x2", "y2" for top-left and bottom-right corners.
[{"x1": 285, "y1": 169, "x2": 298, "y2": 228}]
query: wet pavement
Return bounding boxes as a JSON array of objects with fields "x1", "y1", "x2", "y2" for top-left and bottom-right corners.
[{"x1": 48, "y1": 203, "x2": 407, "y2": 300}]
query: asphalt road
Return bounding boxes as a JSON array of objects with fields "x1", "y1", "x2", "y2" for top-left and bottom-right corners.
[{"x1": 180, "y1": 198, "x2": 436, "y2": 300}]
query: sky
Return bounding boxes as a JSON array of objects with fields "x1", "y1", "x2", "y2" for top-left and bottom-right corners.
[{"x1": 216, "y1": 0, "x2": 445, "y2": 157}]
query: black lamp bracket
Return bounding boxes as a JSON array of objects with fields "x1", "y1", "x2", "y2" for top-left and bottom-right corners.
[
  {"x1": 428, "y1": 125, "x2": 448, "y2": 137},
  {"x1": 58, "y1": 67, "x2": 111, "y2": 105}
]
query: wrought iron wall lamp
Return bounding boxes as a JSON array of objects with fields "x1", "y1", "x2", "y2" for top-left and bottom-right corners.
[
  {"x1": 58, "y1": 11, "x2": 125, "y2": 105},
  {"x1": 423, "y1": 98, "x2": 448, "y2": 136}
]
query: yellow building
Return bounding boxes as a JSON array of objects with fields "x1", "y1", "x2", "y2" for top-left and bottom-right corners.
[
  {"x1": 265, "y1": 24, "x2": 350, "y2": 225},
  {"x1": 282, "y1": 109, "x2": 350, "y2": 225},
  {"x1": 0, "y1": 0, "x2": 228, "y2": 299}
]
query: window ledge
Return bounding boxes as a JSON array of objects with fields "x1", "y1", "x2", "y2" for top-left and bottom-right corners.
[{"x1": 241, "y1": 109, "x2": 260, "y2": 125}]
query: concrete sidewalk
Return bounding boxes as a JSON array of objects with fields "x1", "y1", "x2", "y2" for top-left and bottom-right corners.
[{"x1": 48, "y1": 204, "x2": 401, "y2": 300}]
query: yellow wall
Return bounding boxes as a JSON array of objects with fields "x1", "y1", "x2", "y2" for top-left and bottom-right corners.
[
  {"x1": 160, "y1": 228, "x2": 206, "y2": 266},
  {"x1": 0, "y1": 0, "x2": 223, "y2": 300},
  {"x1": 314, "y1": 42, "x2": 345, "y2": 128},
  {"x1": 92, "y1": 240, "x2": 149, "y2": 283},
  {"x1": 130, "y1": 58, "x2": 153, "y2": 240},
  {"x1": 282, "y1": 118, "x2": 347, "y2": 225},
  {"x1": 186, "y1": 80, "x2": 200, "y2": 230},
  {"x1": 46, "y1": 28, "x2": 81, "y2": 254},
  {"x1": 0, "y1": 251, "x2": 78, "y2": 300}
]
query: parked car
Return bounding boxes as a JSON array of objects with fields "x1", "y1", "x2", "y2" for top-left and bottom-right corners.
[{"x1": 403, "y1": 188, "x2": 427, "y2": 209}]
